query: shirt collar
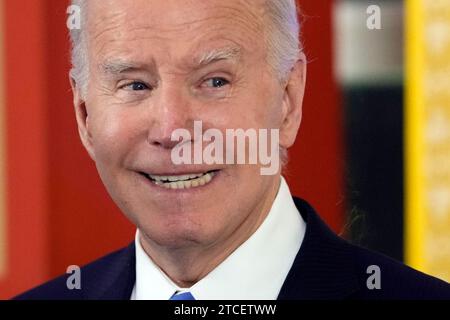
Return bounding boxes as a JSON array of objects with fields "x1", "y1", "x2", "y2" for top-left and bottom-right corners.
[{"x1": 131, "y1": 176, "x2": 305, "y2": 300}]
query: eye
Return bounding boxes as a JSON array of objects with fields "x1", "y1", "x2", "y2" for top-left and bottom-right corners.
[
  {"x1": 121, "y1": 81, "x2": 150, "y2": 91},
  {"x1": 203, "y1": 77, "x2": 230, "y2": 89}
]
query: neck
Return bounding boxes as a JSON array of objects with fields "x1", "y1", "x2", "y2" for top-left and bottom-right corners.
[{"x1": 139, "y1": 177, "x2": 281, "y2": 288}]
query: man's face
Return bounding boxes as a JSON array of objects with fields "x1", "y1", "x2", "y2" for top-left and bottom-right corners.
[{"x1": 75, "y1": 0, "x2": 304, "y2": 249}]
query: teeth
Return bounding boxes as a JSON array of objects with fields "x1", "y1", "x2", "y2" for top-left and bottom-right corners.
[
  {"x1": 149, "y1": 171, "x2": 216, "y2": 189},
  {"x1": 149, "y1": 173, "x2": 204, "y2": 182}
]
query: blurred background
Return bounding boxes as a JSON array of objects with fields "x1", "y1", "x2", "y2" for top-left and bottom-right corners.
[{"x1": 0, "y1": 0, "x2": 449, "y2": 298}]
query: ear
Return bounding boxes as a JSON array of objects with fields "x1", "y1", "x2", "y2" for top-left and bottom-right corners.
[
  {"x1": 279, "y1": 52, "x2": 307, "y2": 149},
  {"x1": 70, "y1": 76, "x2": 96, "y2": 161}
]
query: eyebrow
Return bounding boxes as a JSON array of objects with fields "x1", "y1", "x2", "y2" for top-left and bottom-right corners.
[
  {"x1": 99, "y1": 60, "x2": 146, "y2": 76},
  {"x1": 195, "y1": 46, "x2": 242, "y2": 66},
  {"x1": 99, "y1": 46, "x2": 242, "y2": 76}
]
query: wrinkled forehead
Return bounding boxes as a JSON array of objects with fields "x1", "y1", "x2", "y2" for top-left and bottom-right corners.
[{"x1": 86, "y1": 0, "x2": 267, "y2": 57}]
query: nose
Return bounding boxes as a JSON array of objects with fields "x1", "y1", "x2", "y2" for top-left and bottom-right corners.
[{"x1": 146, "y1": 85, "x2": 194, "y2": 150}]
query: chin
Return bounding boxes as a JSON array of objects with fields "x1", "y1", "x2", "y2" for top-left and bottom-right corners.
[{"x1": 139, "y1": 213, "x2": 216, "y2": 247}]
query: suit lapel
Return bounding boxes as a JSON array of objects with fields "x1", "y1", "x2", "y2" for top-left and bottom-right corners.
[
  {"x1": 277, "y1": 198, "x2": 360, "y2": 299},
  {"x1": 83, "y1": 242, "x2": 136, "y2": 300}
]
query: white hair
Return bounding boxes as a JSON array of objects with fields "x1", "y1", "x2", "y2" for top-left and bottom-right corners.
[
  {"x1": 69, "y1": 0, "x2": 89, "y2": 96},
  {"x1": 263, "y1": 0, "x2": 303, "y2": 83},
  {"x1": 68, "y1": 0, "x2": 302, "y2": 97}
]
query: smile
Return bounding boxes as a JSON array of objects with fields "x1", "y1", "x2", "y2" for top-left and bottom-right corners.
[{"x1": 141, "y1": 170, "x2": 217, "y2": 189}]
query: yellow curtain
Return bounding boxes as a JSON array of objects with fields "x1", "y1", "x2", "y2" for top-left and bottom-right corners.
[{"x1": 406, "y1": 0, "x2": 450, "y2": 282}]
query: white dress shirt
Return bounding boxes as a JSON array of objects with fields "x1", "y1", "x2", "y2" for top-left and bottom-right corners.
[{"x1": 130, "y1": 176, "x2": 306, "y2": 300}]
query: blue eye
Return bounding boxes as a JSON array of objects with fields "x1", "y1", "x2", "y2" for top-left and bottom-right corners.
[
  {"x1": 204, "y1": 77, "x2": 230, "y2": 88},
  {"x1": 124, "y1": 81, "x2": 149, "y2": 91}
]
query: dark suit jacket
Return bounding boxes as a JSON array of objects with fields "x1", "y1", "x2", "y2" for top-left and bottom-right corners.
[{"x1": 15, "y1": 198, "x2": 450, "y2": 300}]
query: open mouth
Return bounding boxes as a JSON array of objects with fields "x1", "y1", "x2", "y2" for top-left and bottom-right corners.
[{"x1": 140, "y1": 170, "x2": 218, "y2": 189}]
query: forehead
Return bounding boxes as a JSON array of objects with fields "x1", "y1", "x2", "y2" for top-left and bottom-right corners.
[{"x1": 87, "y1": 0, "x2": 267, "y2": 61}]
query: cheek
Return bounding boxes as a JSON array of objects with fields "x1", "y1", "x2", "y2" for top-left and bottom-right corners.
[
  {"x1": 240, "y1": 84, "x2": 283, "y2": 129},
  {"x1": 220, "y1": 97, "x2": 275, "y2": 130},
  {"x1": 260, "y1": 85, "x2": 285, "y2": 127},
  {"x1": 89, "y1": 109, "x2": 142, "y2": 164}
]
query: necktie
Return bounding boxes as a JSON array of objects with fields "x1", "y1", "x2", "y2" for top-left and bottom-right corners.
[{"x1": 169, "y1": 291, "x2": 196, "y2": 300}]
